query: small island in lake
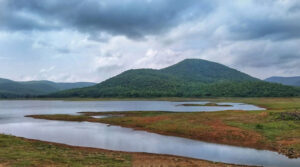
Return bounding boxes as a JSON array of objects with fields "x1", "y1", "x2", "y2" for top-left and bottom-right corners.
[{"x1": 179, "y1": 103, "x2": 232, "y2": 107}]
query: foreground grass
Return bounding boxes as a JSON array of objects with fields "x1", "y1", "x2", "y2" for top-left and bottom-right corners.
[
  {"x1": 28, "y1": 98, "x2": 300, "y2": 158},
  {"x1": 0, "y1": 134, "x2": 130, "y2": 167},
  {"x1": 0, "y1": 134, "x2": 246, "y2": 167}
]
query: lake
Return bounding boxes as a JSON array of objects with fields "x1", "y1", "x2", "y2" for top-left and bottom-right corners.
[{"x1": 0, "y1": 100, "x2": 299, "y2": 167}]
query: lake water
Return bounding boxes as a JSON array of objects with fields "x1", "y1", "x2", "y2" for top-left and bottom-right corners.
[{"x1": 0, "y1": 100, "x2": 299, "y2": 167}]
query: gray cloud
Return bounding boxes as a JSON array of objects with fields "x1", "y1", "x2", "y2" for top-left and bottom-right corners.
[
  {"x1": 1, "y1": 0, "x2": 300, "y2": 41},
  {"x1": 2, "y1": 0, "x2": 300, "y2": 41},
  {"x1": 0, "y1": 0, "x2": 214, "y2": 39},
  {"x1": 206, "y1": 1, "x2": 300, "y2": 41},
  {"x1": 229, "y1": 16, "x2": 300, "y2": 41},
  {"x1": 0, "y1": 0, "x2": 300, "y2": 82},
  {"x1": 226, "y1": 40, "x2": 300, "y2": 78}
]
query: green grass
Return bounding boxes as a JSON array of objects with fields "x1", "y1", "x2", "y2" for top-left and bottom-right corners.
[
  {"x1": 0, "y1": 134, "x2": 243, "y2": 167},
  {"x1": 227, "y1": 110, "x2": 300, "y2": 139},
  {"x1": 0, "y1": 134, "x2": 131, "y2": 167}
]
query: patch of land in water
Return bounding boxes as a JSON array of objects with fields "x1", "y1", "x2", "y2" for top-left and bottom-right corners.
[
  {"x1": 27, "y1": 98, "x2": 300, "y2": 159},
  {"x1": 178, "y1": 103, "x2": 232, "y2": 107},
  {"x1": 0, "y1": 134, "x2": 250, "y2": 167}
]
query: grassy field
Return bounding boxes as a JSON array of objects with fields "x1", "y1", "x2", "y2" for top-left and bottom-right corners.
[
  {"x1": 0, "y1": 134, "x2": 130, "y2": 167},
  {"x1": 28, "y1": 98, "x2": 300, "y2": 158},
  {"x1": 0, "y1": 134, "x2": 248, "y2": 167}
]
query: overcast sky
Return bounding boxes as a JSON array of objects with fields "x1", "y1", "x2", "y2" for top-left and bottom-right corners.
[{"x1": 1, "y1": 0, "x2": 300, "y2": 82}]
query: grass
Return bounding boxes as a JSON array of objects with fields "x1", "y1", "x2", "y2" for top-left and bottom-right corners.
[
  {"x1": 26, "y1": 114, "x2": 90, "y2": 122},
  {"x1": 0, "y1": 134, "x2": 131, "y2": 167},
  {"x1": 0, "y1": 134, "x2": 246, "y2": 167},
  {"x1": 179, "y1": 103, "x2": 232, "y2": 107},
  {"x1": 28, "y1": 98, "x2": 300, "y2": 158}
]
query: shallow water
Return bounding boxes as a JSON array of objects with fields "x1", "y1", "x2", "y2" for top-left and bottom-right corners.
[{"x1": 0, "y1": 100, "x2": 299, "y2": 167}]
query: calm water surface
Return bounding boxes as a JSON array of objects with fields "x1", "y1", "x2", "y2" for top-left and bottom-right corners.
[{"x1": 0, "y1": 100, "x2": 299, "y2": 167}]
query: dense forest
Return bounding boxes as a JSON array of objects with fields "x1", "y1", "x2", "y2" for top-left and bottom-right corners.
[{"x1": 48, "y1": 59, "x2": 300, "y2": 98}]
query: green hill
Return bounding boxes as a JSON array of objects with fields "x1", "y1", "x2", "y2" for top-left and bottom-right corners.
[
  {"x1": 161, "y1": 59, "x2": 258, "y2": 83},
  {"x1": 0, "y1": 78, "x2": 96, "y2": 98},
  {"x1": 265, "y1": 76, "x2": 300, "y2": 87},
  {"x1": 48, "y1": 59, "x2": 300, "y2": 98}
]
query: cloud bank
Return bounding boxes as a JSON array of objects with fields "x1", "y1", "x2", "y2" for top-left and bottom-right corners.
[{"x1": 0, "y1": 0, "x2": 299, "y2": 82}]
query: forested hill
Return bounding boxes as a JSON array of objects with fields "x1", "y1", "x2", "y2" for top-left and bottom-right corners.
[
  {"x1": 0, "y1": 78, "x2": 96, "y2": 98},
  {"x1": 265, "y1": 76, "x2": 300, "y2": 87},
  {"x1": 161, "y1": 59, "x2": 258, "y2": 83},
  {"x1": 48, "y1": 59, "x2": 300, "y2": 98}
]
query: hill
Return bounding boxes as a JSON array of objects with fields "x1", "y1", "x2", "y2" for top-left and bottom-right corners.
[
  {"x1": 48, "y1": 59, "x2": 300, "y2": 98},
  {"x1": 0, "y1": 78, "x2": 96, "y2": 98},
  {"x1": 161, "y1": 59, "x2": 258, "y2": 83},
  {"x1": 265, "y1": 76, "x2": 300, "y2": 87}
]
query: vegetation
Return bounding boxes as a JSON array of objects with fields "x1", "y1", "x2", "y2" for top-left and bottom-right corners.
[
  {"x1": 160, "y1": 59, "x2": 258, "y2": 83},
  {"x1": 179, "y1": 103, "x2": 232, "y2": 107},
  {"x1": 0, "y1": 78, "x2": 95, "y2": 98},
  {"x1": 28, "y1": 98, "x2": 300, "y2": 158},
  {"x1": 274, "y1": 111, "x2": 300, "y2": 121},
  {"x1": 0, "y1": 134, "x2": 131, "y2": 167},
  {"x1": 265, "y1": 76, "x2": 300, "y2": 87},
  {"x1": 0, "y1": 134, "x2": 243, "y2": 167},
  {"x1": 48, "y1": 59, "x2": 300, "y2": 98},
  {"x1": 1, "y1": 59, "x2": 299, "y2": 98}
]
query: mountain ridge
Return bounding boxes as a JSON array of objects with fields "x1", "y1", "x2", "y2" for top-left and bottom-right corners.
[
  {"x1": 0, "y1": 78, "x2": 96, "y2": 98},
  {"x1": 48, "y1": 59, "x2": 300, "y2": 98},
  {"x1": 265, "y1": 76, "x2": 300, "y2": 87}
]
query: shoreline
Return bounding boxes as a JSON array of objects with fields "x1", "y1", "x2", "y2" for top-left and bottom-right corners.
[
  {"x1": 2, "y1": 98, "x2": 300, "y2": 165},
  {"x1": 27, "y1": 112, "x2": 278, "y2": 155},
  {"x1": 0, "y1": 133, "x2": 253, "y2": 167},
  {"x1": 27, "y1": 97, "x2": 300, "y2": 159}
]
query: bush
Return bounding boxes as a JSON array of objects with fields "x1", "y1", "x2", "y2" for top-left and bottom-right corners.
[{"x1": 256, "y1": 124, "x2": 264, "y2": 129}]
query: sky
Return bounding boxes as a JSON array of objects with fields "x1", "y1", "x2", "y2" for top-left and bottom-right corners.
[{"x1": 0, "y1": 0, "x2": 300, "y2": 82}]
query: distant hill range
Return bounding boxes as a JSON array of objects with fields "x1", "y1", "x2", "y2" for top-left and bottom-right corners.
[
  {"x1": 0, "y1": 78, "x2": 96, "y2": 98},
  {"x1": 48, "y1": 59, "x2": 300, "y2": 98},
  {"x1": 265, "y1": 76, "x2": 300, "y2": 87}
]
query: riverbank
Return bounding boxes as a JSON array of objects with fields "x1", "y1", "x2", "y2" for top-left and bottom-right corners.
[
  {"x1": 28, "y1": 98, "x2": 300, "y2": 158},
  {"x1": 0, "y1": 134, "x2": 250, "y2": 167}
]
